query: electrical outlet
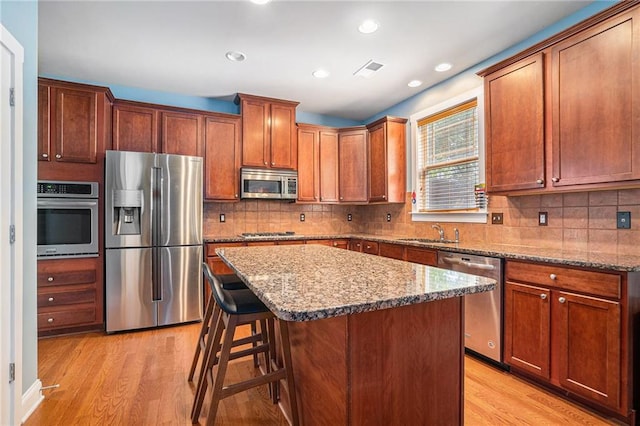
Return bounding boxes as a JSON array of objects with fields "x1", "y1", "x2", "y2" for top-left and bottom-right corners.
[
  {"x1": 538, "y1": 211, "x2": 548, "y2": 226},
  {"x1": 491, "y1": 212, "x2": 503, "y2": 225},
  {"x1": 347, "y1": 213, "x2": 352, "y2": 222},
  {"x1": 219, "y1": 213, "x2": 225, "y2": 223},
  {"x1": 300, "y1": 213, "x2": 305, "y2": 222},
  {"x1": 617, "y1": 211, "x2": 631, "y2": 229},
  {"x1": 386, "y1": 213, "x2": 392, "y2": 222}
]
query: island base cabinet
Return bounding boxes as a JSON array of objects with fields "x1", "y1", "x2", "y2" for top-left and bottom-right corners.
[{"x1": 286, "y1": 297, "x2": 464, "y2": 425}]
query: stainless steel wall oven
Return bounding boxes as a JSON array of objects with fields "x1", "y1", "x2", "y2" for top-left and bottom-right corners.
[{"x1": 37, "y1": 180, "x2": 99, "y2": 258}]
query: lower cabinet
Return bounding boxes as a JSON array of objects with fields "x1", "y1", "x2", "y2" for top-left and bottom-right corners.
[
  {"x1": 37, "y1": 256, "x2": 104, "y2": 336},
  {"x1": 504, "y1": 260, "x2": 632, "y2": 419},
  {"x1": 405, "y1": 246, "x2": 437, "y2": 266}
]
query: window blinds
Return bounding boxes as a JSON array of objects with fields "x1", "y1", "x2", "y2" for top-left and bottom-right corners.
[{"x1": 417, "y1": 99, "x2": 480, "y2": 212}]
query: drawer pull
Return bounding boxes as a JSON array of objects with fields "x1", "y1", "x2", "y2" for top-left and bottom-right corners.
[
  {"x1": 549, "y1": 274, "x2": 557, "y2": 280},
  {"x1": 366, "y1": 245, "x2": 371, "y2": 249},
  {"x1": 333, "y1": 242, "x2": 337, "y2": 247},
  {"x1": 55, "y1": 154, "x2": 62, "y2": 159},
  {"x1": 48, "y1": 297, "x2": 54, "y2": 302},
  {"x1": 536, "y1": 179, "x2": 543, "y2": 184},
  {"x1": 540, "y1": 293, "x2": 547, "y2": 300},
  {"x1": 558, "y1": 297, "x2": 566, "y2": 304},
  {"x1": 48, "y1": 276, "x2": 54, "y2": 282},
  {"x1": 47, "y1": 318, "x2": 54, "y2": 323}
]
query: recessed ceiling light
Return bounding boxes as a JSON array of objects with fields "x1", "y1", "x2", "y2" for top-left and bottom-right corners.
[
  {"x1": 435, "y1": 63, "x2": 452, "y2": 72},
  {"x1": 225, "y1": 51, "x2": 246, "y2": 62},
  {"x1": 250, "y1": 0, "x2": 271, "y2": 4},
  {"x1": 312, "y1": 69, "x2": 330, "y2": 79},
  {"x1": 408, "y1": 80, "x2": 422, "y2": 88},
  {"x1": 358, "y1": 19, "x2": 379, "y2": 34}
]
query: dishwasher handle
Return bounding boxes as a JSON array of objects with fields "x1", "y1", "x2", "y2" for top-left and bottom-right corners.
[{"x1": 441, "y1": 256, "x2": 496, "y2": 271}]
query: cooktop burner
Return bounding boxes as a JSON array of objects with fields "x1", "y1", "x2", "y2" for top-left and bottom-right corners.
[{"x1": 241, "y1": 231, "x2": 295, "y2": 239}]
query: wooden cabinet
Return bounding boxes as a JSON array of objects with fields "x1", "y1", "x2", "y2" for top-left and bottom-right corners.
[
  {"x1": 204, "y1": 114, "x2": 241, "y2": 201},
  {"x1": 362, "y1": 240, "x2": 379, "y2": 255},
  {"x1": 205, "y1": 242, "x2": 245, "y2": 276},
  {"x1": 366, "y1": 116, "x2": 407, "y2": 203},
  {"x1": 338, "y1": 127, "x2": 368, "y2": 203},
  {"x1": 160, "y1": 110, "x2": 203, "y2": 157},
  {"x1": 112, "y1": 101, "x2": 159, "y2": 153},
  {"x1": 378, "y1": 242, "x2": 405, "y2": 260},
  {"x1": 311, "y1": 239, "x2": 348, "y2": 249},
  {"x1": 297, "y1": 124, "x2": 340, "y2": 203},
  {"x1": 504, "y1": 260, "x2": 628, "y2": 416},
  {"x1": 484, "y1": 54, "x2": 545, "y2": 192},
  {"x1": 349, "y1": 239, "x2": 363, "y2": 252},
  {"x1": 38, "y1": 78, "x2": 113, "y2": 181},
  {"x1": 480, "y1": 3, "x2": 640, "y2": 194},
  {"x1": 550, "y1": 7, "x2": 640, "y2": 187},
  {"x1": 404, "y1": 247, "x2": 437, "y2": 266},
  {"x1": 37, "y1": 256, "x2": 104, "y2": 336},
  {"x1": 237, "y1": 93, "x2": 299, "y2": 170}
]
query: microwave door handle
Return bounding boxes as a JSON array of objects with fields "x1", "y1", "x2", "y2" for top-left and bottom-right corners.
[{"x1": 37, "y1": 199, "x2": 97, "y2": 208}]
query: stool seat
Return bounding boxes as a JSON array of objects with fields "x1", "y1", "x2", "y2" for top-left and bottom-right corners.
[
  {"x1": 216, "y1": 274, "x2": 248, "y2": 291},
  {"x1": 214, "y1": 287, "x2": 268, "y2": 315}
]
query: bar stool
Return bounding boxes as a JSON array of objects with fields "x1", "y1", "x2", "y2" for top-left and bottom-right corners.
[{"x1": 191, "y1": 264, "x2": 299, "y2": 426}]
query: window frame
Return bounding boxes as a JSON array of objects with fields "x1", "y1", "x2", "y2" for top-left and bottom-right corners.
[{"x1": 409, "y1": 86, "x2": 487, "y2": 223}]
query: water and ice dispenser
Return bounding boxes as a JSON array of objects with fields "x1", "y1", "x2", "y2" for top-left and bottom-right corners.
[{"x1": 113, "y1": 189, "x2": 142, "y2": 235}]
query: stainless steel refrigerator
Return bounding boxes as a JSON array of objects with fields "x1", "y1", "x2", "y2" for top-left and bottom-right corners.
[{"x1": 105, "y1": 150, "x2": 203, "y2": 333}]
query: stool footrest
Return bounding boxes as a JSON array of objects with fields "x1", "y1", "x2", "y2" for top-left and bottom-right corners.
[{"x1": 220, "y1": 370, "x2": 287, "y2": 400}]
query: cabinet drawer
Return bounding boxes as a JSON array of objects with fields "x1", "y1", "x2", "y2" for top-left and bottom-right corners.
[
  {"x1": 38, "y1": 308, "x2": 96, "y2": 329},
  {"x1": 38, "y1": 269, "x2": 96, "y2": 287},
  {"x1": 38, "y1": 288, "x2": 96, "y2": 308},
  {"x1": 206, "y1": 242, "x2": 244, "y2": 257},
  {"x1": 405, "y1": 247, "x2": 437, "y2": 266},
  {"x1": 379, "y1": 243, "x2": 405, "y2": 260},
  {"x1": 506, "y1": 261, "x2": 621, "y2": 299},
  {"x1": 362, "y1": 240, "x2": 379, "y2": 255}
]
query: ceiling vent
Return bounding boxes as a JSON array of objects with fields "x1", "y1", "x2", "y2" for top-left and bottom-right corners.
[{"x1": 353, "y1": 60, "x2": 385, "y2": 78}]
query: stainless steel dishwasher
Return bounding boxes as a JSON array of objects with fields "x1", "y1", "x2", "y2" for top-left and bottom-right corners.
[{"x1": 437, "y1": 251, "x2": 504, "y2": 365}]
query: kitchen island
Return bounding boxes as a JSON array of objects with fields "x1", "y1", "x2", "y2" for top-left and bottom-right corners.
[{"x1": 216, "y1": 244, "x2": 496, "y2": 425}]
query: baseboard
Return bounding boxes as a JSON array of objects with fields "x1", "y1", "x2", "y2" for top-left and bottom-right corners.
[{"x1": 21, "y1": 379, "x2": 43, "y2": 424}]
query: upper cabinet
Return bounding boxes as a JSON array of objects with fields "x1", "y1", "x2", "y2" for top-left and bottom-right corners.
[
  {"x1": 366, "y1": 116, "x2": 407, "y2": 203},
  {"x1": 479, "y1": 3, "x2": 640, "y2": 194},
  {"x1": 297, "y1": 124, "x2": 339, "y2": 203},
  {"x1": 160, "y1": 110, "x2": 203, "y2": 157},
  {"x1": 338, "y1": 127, "x2": 368, "y2": 203},
  {"x1": 204, "y1": 113, "x2": 241, "y2": 201},
  {"x1": 484, "y1": 54, "x2": 545, "y2": 193},
  {"x1": 237, "y1": 93, "x2": 299, "y2": 170},
  {"x1": 38, "y1": 78, "x2": 114, "y2": 181},
  {"x1": 112, "y1": 101, "x2": 159, "y2": 153}
]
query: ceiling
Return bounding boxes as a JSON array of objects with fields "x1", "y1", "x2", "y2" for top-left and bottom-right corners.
[{"x1": 39, "y1": 0, "x2": 594, "y2": 122}]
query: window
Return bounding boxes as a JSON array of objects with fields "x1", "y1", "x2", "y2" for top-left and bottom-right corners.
[{"x1": 410, "y1": 87, "x2": 486, "y2": 223}]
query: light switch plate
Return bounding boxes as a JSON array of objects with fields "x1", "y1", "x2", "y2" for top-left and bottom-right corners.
[{"x1": 617, "y1": 211, "x2": 631, "y2": 229}]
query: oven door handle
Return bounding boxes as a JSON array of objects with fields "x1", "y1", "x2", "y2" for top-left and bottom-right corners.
[{"x1": 37, "y1": 199, "x2": 98, "y2": 208}]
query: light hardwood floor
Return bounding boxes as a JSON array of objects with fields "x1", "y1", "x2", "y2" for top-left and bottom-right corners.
[{"x1": 26, "y1": 323, "x2": 622, "y2": 425}]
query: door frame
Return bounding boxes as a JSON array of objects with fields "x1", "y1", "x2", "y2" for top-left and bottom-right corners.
[{"x1": 0, "y1": 23, "x2": 24, "y2": 426}]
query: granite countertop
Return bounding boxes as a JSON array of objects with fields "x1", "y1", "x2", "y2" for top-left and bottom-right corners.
[
  {"x1": 205, "y1": 234, "x2": 640, "y2": 272},
  {"x1": 216, "y1": 244, "x2": 496, "y2": 322}
]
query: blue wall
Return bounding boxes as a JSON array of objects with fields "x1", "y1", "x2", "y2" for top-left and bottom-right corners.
[{"x1": 1, "y1": 0, "x2": 39, "y2": 396}]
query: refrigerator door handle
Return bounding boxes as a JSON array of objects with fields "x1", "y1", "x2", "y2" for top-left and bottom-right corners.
[
  {"x1": 152, "y1": 247, "x2": 161, "y2": 301},
  {"x1": 151, "y1": 166, "x2": 163, "y2": 301}
]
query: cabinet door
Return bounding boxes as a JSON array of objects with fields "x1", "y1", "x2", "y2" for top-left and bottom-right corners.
[
  {"x1": 38, "y1": 83, "x2": 51, "y2": 162},
  {"x1": 551, "y1": 9, "x2": 640, "y2": 186},
  {"x1": 339, "y1": 130, "x2": 368, "y2": 202},
  {"x1": 319, "y1": 130, "x2": 339, "y2": 203},
  {"x1": 555, "y1": 291, "x2": 621, "y2": 409},
  {"x1": 160, "y1": 111, "x2": 203, "y2": 157},
  {"x1": 297, "y1": 127, "x2": 319, "y2": 202},
  {"x1": 53, "y1": 87, "x2": 98, "y2": 163},
  {"x1": 485, "y1": 53, "x2": 545, "y2": 192},
  {"x1": 270, "y1": 103, "x2": 297, "y2": 169},
  {"x1": 204, "y1": 115, "x2": 241, "y2": 200},
  {"x1": 404, "y1": 247, "x2": 437, "y2": 266},
  {"x1": 504, "y1": 281, "x2": 550, "y2": 379},
  {"x1": 113, "y1": 103, "x2": 159, "y2": 153},
  {"x1": 241, "y1": 99, "x2": 270, "y2": 167},
  {"x1": 368, "y1": 123, "x2": 387, "y2": 202},
  {"x1": 349, "y1": 239, "x2": 363, "y2": 252}
]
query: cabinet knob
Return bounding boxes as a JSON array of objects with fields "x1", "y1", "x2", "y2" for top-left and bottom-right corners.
[
  {"x1": 382, "y1": 195, "x2": 386, "y2": 200},
  {"x1": 47, "y1": 276, "x2": 54, "y2": 282},
  {"x1": 333, "y1": 242, "x2": 337, "y2": 247},
  {"x1": 549, "y1": 274, "x2": 557, "y2": 280},
  {"x1": 340, "y1": 197, "x2": 344, "y2": 201},
  {"x1": 540, "y1": 293, "x2": 547, "y2": 300},
  {"x1": 551, "y1": 177, "x2": 559, "y2": 183},
  {"x1": 264, "y1": 161, "x2": 268, "y2": 165},
  {"x1": 271, "y1": 162, "x2": 275, "y2": 166},
  {"x1": 55, "y1": 154, "x2": 62, "y2": 159},
  {"x1": 48, "y1": 297, "x2": 54, "y2": 302},
  {"x1": 536, "y1": 179, "x2": 543, "y2": 184},
  {"x1": 235, "y1": 194, "x2": 238, "y2": 198},
  {"x1": 47, "y1": 318, "x2": 54, "y2": 323},
  {"x1": 558, "y1": 297, "x2": 566, "y2": 304},
  {"x1": 42, "y1": 153, "x2": 49, "y2": 158},
  {"x1": 366, "y1": 245, "x2": 371, "y2": 249}
]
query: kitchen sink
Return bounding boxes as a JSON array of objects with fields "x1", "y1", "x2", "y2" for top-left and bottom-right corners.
[{"x1": 397, "y1": 238, "x2": 458, "y2": 244}]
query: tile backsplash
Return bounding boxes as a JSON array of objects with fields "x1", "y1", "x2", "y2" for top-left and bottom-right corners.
[{"x1": 204, "y1": 189, "x2": 639, "y2": 254}]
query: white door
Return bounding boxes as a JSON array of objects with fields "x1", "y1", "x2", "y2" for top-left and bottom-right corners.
[{"x1": 0, "y1": 24, "x2": 24, "y2": 426}]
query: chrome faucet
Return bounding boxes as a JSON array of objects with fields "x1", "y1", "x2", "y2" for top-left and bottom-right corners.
[{"x1": 432, "y1": 223, "x2": 445, "y2": 241}]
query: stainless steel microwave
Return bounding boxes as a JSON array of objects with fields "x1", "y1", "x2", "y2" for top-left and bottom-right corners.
[
  {"x1": 37, "y1": 181, "x2": 99, "y2": 258},
  {"x1": 240, "y1": 168, "x2": 298, "y2": 200}
]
